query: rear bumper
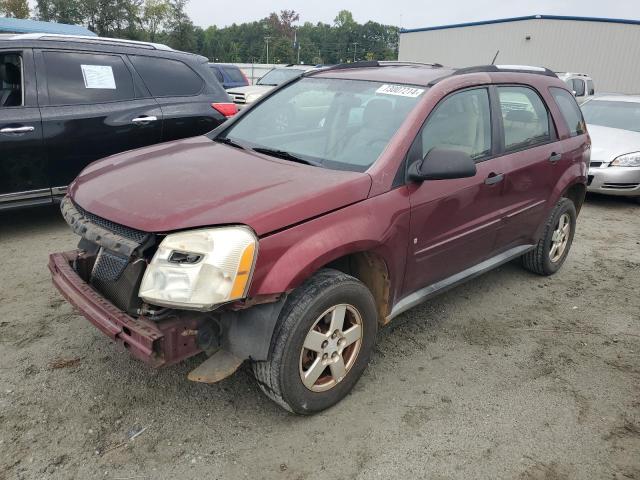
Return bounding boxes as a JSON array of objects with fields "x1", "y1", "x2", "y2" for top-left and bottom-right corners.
[
  {"x1": 587, "y1": 166, "x2": 640, "y2": 197},
  {"x1": 48, "y1": 251, "x2": 204, "y2": 367}
]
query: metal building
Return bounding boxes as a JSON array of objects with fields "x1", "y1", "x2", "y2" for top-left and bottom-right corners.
[{"x1": 398, "y1": 15, "x2": 640, "y2": 94}]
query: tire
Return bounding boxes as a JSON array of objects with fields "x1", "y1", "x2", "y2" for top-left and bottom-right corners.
[
  {"x1": 522, "y1": 197, "x2": 577, "y2": 276},
  {"x1": 252, "y1": 269, "x2": 378, "y2": 414}
]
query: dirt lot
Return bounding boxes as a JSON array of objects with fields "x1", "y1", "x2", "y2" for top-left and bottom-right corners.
[{"x1": 0, "y1": 195, "x2": 639, "y2": 480}]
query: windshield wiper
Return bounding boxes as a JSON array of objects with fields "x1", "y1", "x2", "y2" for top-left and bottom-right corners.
[
  {"x1": 252, "y1": 147, "x2": 319, "y2": 166},
  {"x1": 215, "y1": 136, "x2": 246, "y2": 150}
]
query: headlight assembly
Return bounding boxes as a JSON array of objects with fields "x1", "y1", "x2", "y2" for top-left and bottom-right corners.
[
  {"x1": 139, "y1": 226, "x2": 257, "y2": 311},
  {"x1": 610, "y1": 152, "x2": 640, "y2": 167}
]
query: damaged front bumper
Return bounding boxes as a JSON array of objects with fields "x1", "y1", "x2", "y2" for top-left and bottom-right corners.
[
  {"x1": 48, "y1": 250, "x2": 206, "y2": 368},
  {"x1": 49, "y1": 249, "x2": 286, "y2": 381}
]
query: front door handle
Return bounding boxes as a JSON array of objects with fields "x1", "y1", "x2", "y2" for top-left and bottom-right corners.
[
  {"x1": 549, "y1": 152, "x2": 562, "y2": 163},
  {"x1": 0, "y1": 126, "x2": 35, "y2": 135},
  {"x1": 485, "y1": 172, "x2": 504, "y2": 185},
  {"x1": 131, "y1": 115, "x2": 158, "y2": 124}
]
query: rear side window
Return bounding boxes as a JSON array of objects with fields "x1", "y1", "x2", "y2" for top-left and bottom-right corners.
[
  {"x1": 210, "y1": 66, "x2": 224, "y2": 83},
  {"x1": 43, "y1": 51, "x2": 134, "y2": 105},
  {"x1": 222, "y1": 66, "x2": 245, "y2": 83},
  {"x1": 550, "y1": 87, "x2": 586, "y2": 137},
  {"x1": 130, "y1": 56, "x2": 203, "y2": 97},
  {"x1": 497, "y1": 86, "x2": 550, "y2": 151},
  {"x1": 587, "y1": 79, "x2": 595, "y2": 96},
  {"x1": 572, "y1": 78, "x2": 585, "y2": 97},
  {"x1": 420, "y1": 88, "x2": 492, "y2": 161}
]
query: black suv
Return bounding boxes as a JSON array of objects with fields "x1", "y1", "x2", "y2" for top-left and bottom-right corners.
[{"x1": 0, "y1": 34, "x2": 235, "y2": 210}]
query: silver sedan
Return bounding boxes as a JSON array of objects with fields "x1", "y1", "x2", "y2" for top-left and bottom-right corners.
[{"x1": 581, "y1": 95, "x2": 640, "y2": 203}]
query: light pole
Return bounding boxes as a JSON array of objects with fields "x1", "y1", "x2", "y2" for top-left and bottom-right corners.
[
  {"x1": 353, "y1": 42, "x2": 358, "y2": 62},
  {"x1": 265, "y1": 36, "x2": 271, "y2": 64}
]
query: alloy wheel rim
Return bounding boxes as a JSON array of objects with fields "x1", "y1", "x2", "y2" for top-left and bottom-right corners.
[
  {"x1": 299, "y1": 304, "x2": 363, "y2": 392},
  {"x1": 549, "y1": 213, "x2": 571, "y2": 263}
]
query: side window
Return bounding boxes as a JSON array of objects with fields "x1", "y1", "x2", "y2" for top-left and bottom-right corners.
[
  {"x1": 497, "y1": 86, "x2": 550, "y2": 151},
  {"x1": 130, "y1": 56, "x2": 203, "y2": 97},
  {"x1": 587, "y1": 79, "x2": 595, "y2": 96},
  {"x1": 42, "y1": 51, "x2": 134, "y2": 105},
  {"x1": 211, "y1": 67, "x2": 224, "y2": 83},
  {"x1": 572, "y1": 78, "x2": 585, "y2": 97},
  {"x1": 550, "y1": 87, "x2": 586, "y2": 137},
  {"x1": 420, "y1": 88, "x2": 492, "y2": 161},
  {"x1": 0, "y1": 52, "x2": 23, "y2": 107}
]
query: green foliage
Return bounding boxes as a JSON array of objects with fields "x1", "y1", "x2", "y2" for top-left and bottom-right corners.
[
  {"x1": 29, "y1": 2, "x2": 399, "y2": 63},
  {"x1": 1, "y1": 0, "x2": 30, "y2": 18}
]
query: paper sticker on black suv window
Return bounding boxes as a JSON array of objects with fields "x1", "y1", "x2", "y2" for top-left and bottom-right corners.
[
  {"x1": 376, "y1": 84, "x2": 424, "y2": 98},
  {"x1": 81, "y1": 65, "x2": 116, "y2": 89}
]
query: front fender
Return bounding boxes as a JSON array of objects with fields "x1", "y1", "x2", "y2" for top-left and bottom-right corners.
[{"x1": 248, "y1": 188, "x2": 411, "y2": 306}]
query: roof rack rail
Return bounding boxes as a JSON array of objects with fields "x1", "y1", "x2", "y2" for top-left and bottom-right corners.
[
  {"x1": 379, "y1": 60, "x2": 444, "y2": 68},
  {"x1": 452, "y1": 64, "x2": 557, "y2": 77},
  {"x1": 9, "y1": 33, "x2": 174, "y2": 51},
  {"x1": 306, "y1": 60, "x2": 444, "y2": 76}
]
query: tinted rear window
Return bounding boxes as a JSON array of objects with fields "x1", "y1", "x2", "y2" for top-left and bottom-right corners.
[
  {"x1": 550, "y1": 87, "x2": 586, "y2": 136},
  {"x1": 222, "y1": 66, "x2": 246, "y2": 83},
  {"x1": 130, "y1": 56, "x2": 203, "y2": 97},
  {"x1": 43, "y1": 51, "x2": 134, "y2": 105},
  {"x1": 210, "y1": 66, "x2": 224, "y2": 83}
]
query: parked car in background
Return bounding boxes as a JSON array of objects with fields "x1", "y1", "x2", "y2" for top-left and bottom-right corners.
[
  {"x1": 226, "y1": 64, "x2": 316, "y2": 108},
  {"x1": 0, "y1": 33, "x2": 236, "y2": 211},
  {"x1": 50, "y1": 62, "x2": 588, "y2": 414},
  {"x1": 556, "y1": 72, "x2": 595, "y2": 104},
  {"x1": 581, "y1": 94, "x2": 640, "y2": 203},
  {"x1": 208, "y1": 63, "x2": 249, "y2": 89}
]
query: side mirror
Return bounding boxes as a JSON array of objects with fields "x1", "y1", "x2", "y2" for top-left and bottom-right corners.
[{"x1": 408, "y1": 148, "x2": 477, "y2": 181}]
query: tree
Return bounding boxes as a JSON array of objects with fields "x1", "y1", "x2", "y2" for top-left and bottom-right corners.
[
  {"x1": 142, "y1": 0, "x2": 170, "y2": 41},
  {"x1": 1, "y1": 0, "x2": 30, "y2": 18},
  {"x1": 36, "y1": 0, "x2": 85, "y2": 25},
  {"x1": 164, "y1": 0, "x2": 196, "y2": 52}
]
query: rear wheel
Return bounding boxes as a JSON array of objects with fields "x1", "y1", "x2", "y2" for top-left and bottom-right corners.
[
  {"x1": 252, "y1": 269, "x2": 378, "y2": 414},
  {"x1": 522, "y1": 197, "x2": 577, "y2": 275}
]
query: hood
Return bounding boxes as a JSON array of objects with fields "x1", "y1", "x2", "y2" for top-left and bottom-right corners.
[
  {"x1": 69, "y1": 136, "x2": 371, "y2": 236},
  {"x1": 587, "y1": 124, "x2": 640, "y2": 163}
]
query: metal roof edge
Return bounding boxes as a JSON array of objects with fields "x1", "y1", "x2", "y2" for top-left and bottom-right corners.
[{"x1": 400, "y1": 14, "x2": 640, "y2": 34}]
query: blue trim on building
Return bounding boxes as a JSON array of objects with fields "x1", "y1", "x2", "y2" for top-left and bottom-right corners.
[
  {"x1": 0, "y1": 17, "x2": 96, "y2": 36},
  {"x1": 400, "y1": 15, "x2": 640, "y2": 34}
]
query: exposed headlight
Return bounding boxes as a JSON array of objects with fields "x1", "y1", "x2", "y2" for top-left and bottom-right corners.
[
  {"x1": 139, "y1": 226, "x2": 257, "y2": 311},
  {"x1": 610, "y1": 152, "x2": 640, "y2": 167}
]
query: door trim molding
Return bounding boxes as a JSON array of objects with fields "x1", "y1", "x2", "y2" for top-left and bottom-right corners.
[
  {"x1": 387, "y1": 244, "x2": 534, "y2": 321},
  {"x1": 51, "y1": 186, "x2": 68, "y2": 197}
]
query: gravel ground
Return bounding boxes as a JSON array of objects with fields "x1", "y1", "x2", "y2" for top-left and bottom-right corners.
[{"x1": 0, "y1": 194, "x2": 638, "y2": 480}]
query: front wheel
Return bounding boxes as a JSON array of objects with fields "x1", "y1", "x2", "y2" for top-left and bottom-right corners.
[
  {"x1": 521, "y1": 197, "x2": 577, "y2": 275},
  {"x1": 252, "y1": 269, "x2": 378, "y2": 414}
]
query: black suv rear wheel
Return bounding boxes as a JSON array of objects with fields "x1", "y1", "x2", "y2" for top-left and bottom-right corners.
[{"x1": 252, "y1": 269, "x2": 378, "y2": 414}]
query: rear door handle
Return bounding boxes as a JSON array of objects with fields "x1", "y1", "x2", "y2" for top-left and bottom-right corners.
[
  {"x1": 131, "y1": 115, "x2": 158, "y2": 124},
  {"x1": 549, "y1": 152, "x2": 562, "y2": 163},
  {"x1": 0, "y1": 126, "x2": 35, "y2": 135},
  {"x1": 484, "y1": 173, "x2": 504, "y2": 185}
]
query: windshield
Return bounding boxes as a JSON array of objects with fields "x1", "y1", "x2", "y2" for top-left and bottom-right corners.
[
  {"x1": 582, "y1": 100, "x2": 640, "y2": 133},
  {"x1": 257, "y1": 68, "x2": 306, "y2": 86},
  {"x1": 218, "y1": 77, "x2": 425, "y2": 172}
]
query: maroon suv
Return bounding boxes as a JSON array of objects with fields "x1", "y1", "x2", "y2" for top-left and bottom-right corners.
[{"x1": 49, "y1": 62, "x2": 589, "y2": 414}]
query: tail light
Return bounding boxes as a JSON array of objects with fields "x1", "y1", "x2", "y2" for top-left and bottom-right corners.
[{"x1": 212, "y1": 102, "x2": 238, "y2": 118}]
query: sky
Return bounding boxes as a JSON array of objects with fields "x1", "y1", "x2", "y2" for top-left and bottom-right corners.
[{"x1": 186, "y1": 0, "x2": 640, "y2": 29}]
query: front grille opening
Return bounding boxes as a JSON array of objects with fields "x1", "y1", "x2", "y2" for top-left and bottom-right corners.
[
  {"x1": 602, "y1": 182, "x2": 640, "y2": 190},
  {"x1": 74, "y1": 202, "x2": 148, "y2": 243}
]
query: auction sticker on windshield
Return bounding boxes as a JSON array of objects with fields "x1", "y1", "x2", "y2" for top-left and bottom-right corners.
[{"x1": 376, "y1": 84, "x2": 424, "y2": 98}]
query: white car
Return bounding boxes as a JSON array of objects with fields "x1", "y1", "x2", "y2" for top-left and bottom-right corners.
[
  {"x1": 227, "y1": 65, "x2": 317, "y2": 108},
  {"x1": 581, "y1": 95, "x2": 640, "y2": 203},
  {"x1": 557, "y1": 72, "x2": 595, "y2": 104}
]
